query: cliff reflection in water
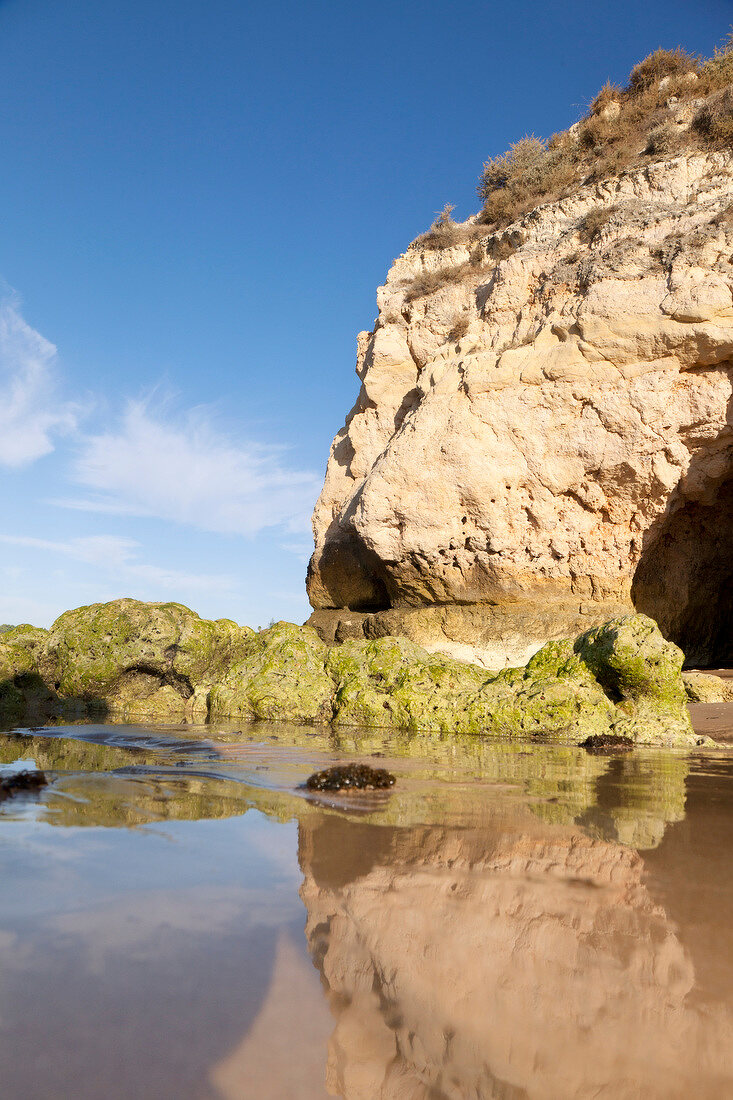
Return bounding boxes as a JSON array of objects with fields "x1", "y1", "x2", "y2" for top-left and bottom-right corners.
[
  {"x1": 299, "y1": 792, "x2": 733, "y2": 1099},
  {"x1": 2, "y1": 723, "x2": 733, "y2": 1096}
]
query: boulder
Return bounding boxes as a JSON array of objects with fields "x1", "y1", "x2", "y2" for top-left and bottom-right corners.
[
  {"x1": 574, "y1": 614, "x2": 692, "y2": 741},
  {"x1": 39, "y1": 599, "x2": 253, "y2": 720},
  {"x1": 682, "y1": 670, "x2": 733, "y2": 702}
]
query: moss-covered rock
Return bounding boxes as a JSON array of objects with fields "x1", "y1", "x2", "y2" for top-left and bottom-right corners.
[
  {"x1": 0, "y1": 601, "x2": 702, "y2": 745},
  {"x1": 0, "y1": 625, "x2": 54, "y2": 722},
  {"x1": 573, "y1": 614, "x2": 694, "y2": 744},
  {"x1": 39, "y1": 599, "x2": 253, "y2": 719},
  {"x1": 327, "y1": 635, "x2": 488, "y2": 731},
  {"x1": 0, "y1": 624, "x2": 49, "y2": 680},
  {"x1": 209, "y1": 622, "x2": 335, "y2": 723},
  {"x1": 325, "y1": 626, "x2": 649, "y2": 741}
]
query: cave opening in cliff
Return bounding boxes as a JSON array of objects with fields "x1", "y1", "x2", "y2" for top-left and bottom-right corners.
[
  {"x1": 310, "y1": 532, "x2": 392, "y2": 612},
  {"x1": 632, "y1": 478, "x2": 733, "y2": 668}
]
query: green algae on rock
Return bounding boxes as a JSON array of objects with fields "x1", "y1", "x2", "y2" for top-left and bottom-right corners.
[
  {"x1": 0, "y1": 625, "x2": 53, "y2": 721},
  {"x1": 39, "y1": 599, "x2": 253, "y2": 720},
  {"x1": 0, "y1": 600, "x2": 702, "y2": 746},
  {"x1": 573, "y1": 615, "x2": 693, "y2": 744},
  {"x1": 0, "y1": 625, "x2": 50, "y2": 679},
  {"x1": 324, "y1": 616, "x2": 695, "y2": 745},
  {"x1": 209, "y1": 621, "x2": 335, "y2": 723},
  {"x1": 327, "y1": 635, "x2": 487, "y2": 732}
]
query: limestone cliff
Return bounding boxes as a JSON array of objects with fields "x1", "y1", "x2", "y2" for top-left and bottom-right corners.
[{"x1": 308, "y1": 50, "x2": 733, "y2": 668}]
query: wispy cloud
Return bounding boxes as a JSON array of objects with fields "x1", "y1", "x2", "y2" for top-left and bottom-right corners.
[
  {"x1": 0, "y1": 534, "x2": 233, "y2": 593},
  {"x1": 59, "y1": 398, "x2": 321, "y2": 538},
  {"x1": 279, "y1": 538, "x2": 315, "y2": 561},
  {"x1": 0, "y1": 299, "x2": 78, "y2": 467}
]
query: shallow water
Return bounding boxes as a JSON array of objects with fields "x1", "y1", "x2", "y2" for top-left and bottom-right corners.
[{"x1": 1, "y1": 721, "x2": 733, "y2": 1098}]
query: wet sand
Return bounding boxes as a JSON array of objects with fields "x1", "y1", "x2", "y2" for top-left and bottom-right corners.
[
  {"x1": 690, "y1": 701, "x2": 733, "y2": 740},
  {"x1": 0, "y1": 722, "x2": 732, "y2": 1098}
]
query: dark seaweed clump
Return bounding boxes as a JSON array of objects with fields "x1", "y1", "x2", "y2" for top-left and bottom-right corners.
[
  {"x1": 305, "y1": 763, "x2": 396, "y2": 792},
  {"x1": 0, "y1": 769, "x2": 47, "y2": 798},
  {"x1": 580, "y1": 734, "x2": 634, "y2": 755}
]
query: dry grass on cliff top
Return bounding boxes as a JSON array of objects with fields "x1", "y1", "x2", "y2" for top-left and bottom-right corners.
[{"x1": 409, "y1": 36, "x2": 733, "y2": 260}]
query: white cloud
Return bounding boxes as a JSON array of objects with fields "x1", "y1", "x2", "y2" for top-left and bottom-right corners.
[
  {"x1": 0, "y1": 299, "x2": 77, "y2": 466},
  {"x1": 60, "y1": 398, "x2": 321, "y2": 538},
  {"x1": 0, "y1": 534, "x2": 233, "y2": 594}
]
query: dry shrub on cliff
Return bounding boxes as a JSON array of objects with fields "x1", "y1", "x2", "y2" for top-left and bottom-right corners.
[
  {"x1": 578, "y1": 206, "x2": 616, "y2": 245},
  {"x1": 646, "y1": 121, "x2": 681, "y2": 155},
  {"x1": 694, "y1": 87, "x2": 733, "y2": 145},
  {"x1": 479, "y1": 136, "x2": 546, "y2": 198},
  {"x1": 402, "y1": 261, "x2": 475, "y2": 302},
  {"x1": 412, "y1": 204, "x2": 485, "y2": 251},
  {"x1": 475, "y1": 43, "x2": 723, "y2": 229},
  {"x1": 590, "y1": 81, "x2": 623, "y2": 116},
  {"x1": 699, "y1": 35, "x2": 733, "y2": 93},
  {"x1": 489, "y1": 237, "x2": 517, "y2": 261},
  {"x1": 400, "y1": 38, "x2": 733, "y2": 292},
  {"x1": 626, "y1": 47, "x2": 699, "y2": 94},
  {"x1": 477, "y1": 136, "x2": 578, "y2": 227},
  {"x1": 447, "y1": 313, "x2": 471, "y2": 342}
]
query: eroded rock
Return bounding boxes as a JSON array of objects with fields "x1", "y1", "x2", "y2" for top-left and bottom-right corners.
[{"x1": 308, "y1": 153, "x2": 733, "y2": 668}]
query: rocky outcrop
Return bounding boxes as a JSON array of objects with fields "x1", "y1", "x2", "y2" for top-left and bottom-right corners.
[
  {"x1": 308, "y1": 152, "x2": 733, "y2": 668},
  {"x1": 0, "y1": 600, "x2": 254, "y2": 723},
  {"x1": 0, "y1": 599, "x2": 702, "y2": 746},
  {"x1": 683, "y1": 670, "x2": 733, "y2": 702},
  {"x1": 40, "y1": 599, "x2": 254, "y2": 722}
]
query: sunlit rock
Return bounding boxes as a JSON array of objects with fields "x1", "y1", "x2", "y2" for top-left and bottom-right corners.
[{"x1": 309, "y1": 154, "x2": 733, "y2": 669}]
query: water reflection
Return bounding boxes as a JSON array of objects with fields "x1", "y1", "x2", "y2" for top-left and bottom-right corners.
[
  {"x1": 299, "y1": 804, "x2": 733, "y2": 1099},
  {"x1": 0, "y1": 725, "x2": 693, "y2": 847},
  {"x1": 0, "y1": 723, "x2": 732, "y2": 1097}
]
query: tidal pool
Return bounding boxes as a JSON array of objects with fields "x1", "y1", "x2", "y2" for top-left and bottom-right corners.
[{"x1": 0, "y1": 721, "x2": 732, "y2": 1098}]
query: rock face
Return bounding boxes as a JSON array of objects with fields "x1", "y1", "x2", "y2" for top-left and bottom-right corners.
[
  {"x1": 0, "y1": 599, "x2": 700, "y2": 746},
  {"x1": 308, "y1": 152, "x2": 733, "y2": 668}
]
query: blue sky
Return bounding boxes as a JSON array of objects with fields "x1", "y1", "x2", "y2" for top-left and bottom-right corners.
[{"x1": 0, "y1": 0, "x2": 729, "y2": 628}]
